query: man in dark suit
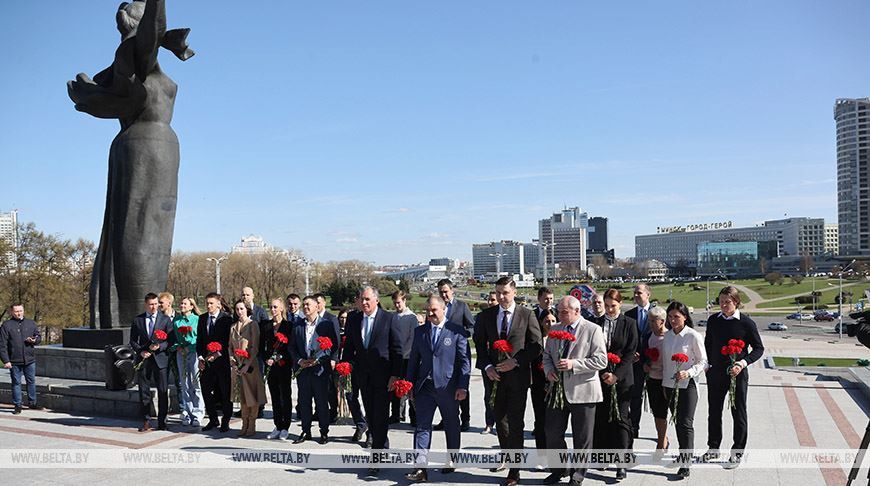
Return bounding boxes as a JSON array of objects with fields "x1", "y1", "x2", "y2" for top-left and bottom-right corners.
[
  {"x1": 341, "y1": 286, "x2": 403, "y2": 477},
  {"x1": 197, "y1": 292, "x2": 234, "y2": 432},
  {"x1": 343, "y1": 297, "x2": 368, "y2": 443},
  {"x1": 473, "y1": 277, "x2": 543, "y2": 486},
  {"x1": 405, "y1": 295, "x2": 470, "y2": 482},
  {"x1": 592, "y1": 288, "x2": 638, "y2": 482},
  {"x1": 436, "y1": 278, "x2": 474, "y2": 431},
  {"x1": 130, "y1": 293, "x2": 174, "y2": 432},
  {"x1": 290, "y1": 295, "x2": 339, "y2": 444},
  {"x1": 315, "y1": 292, "x2": 341, "y2": 423},
  {"x1": 475, "y1": 291, "x2": 499, "y2": 434},
  {"x1": 533, "y1": 286, "x2": 555, "y2": 321},
  {"x1": 624, "y1": 283, "x2": 652, "y2": 445}
]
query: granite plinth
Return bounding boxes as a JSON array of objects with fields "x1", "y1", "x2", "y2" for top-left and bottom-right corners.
[{"x1": 63, "y1": 326, "x2": 130, "y2": 349}]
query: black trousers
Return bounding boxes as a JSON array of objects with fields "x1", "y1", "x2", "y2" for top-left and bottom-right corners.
[
  {"x1": 137, "y1": 360, "x2": 168, "y2": 423},
  {"x1": 481, "y1": 371, "x2": 495, "y2": 427},
  {"x1": 298, "y1": 369, "x2": 330, "y2": 435},
  {"x1": 201, "y1": 365, "x2": 232, "y2": 426},
  {"x1": 594, "y1": 385, "x2": 632, "y2": 453},
  {"x1": 391, "y1": 358, "x2": 409, "y2": 420},
  {"x1": 493, "y1": 374, "x2": 529, "y2": 480},
  {"x1": 359, "y1": 371, "x2": 391, "y2": 449},
  {"x1": 707, "y1": 370, "x2": 749, "y2": 452},
  {"x1": 629, "y1": 361, "x2": 645, "y2": 442},
  {"x1": 347, "y1": 371, "x2": 367, "y2": 430},
  {"x1": 267, "y1": 370, "x2": 293, "y2": 430},
  {"x1": 545, "y1": 402, "x2": 596, "y2": 478},
  {"x1": 664, "y1": 379, "x2": 699, "y2": 464},
  {"x1": 530, "y1": 370, "x2": 548, "y2": 450}
]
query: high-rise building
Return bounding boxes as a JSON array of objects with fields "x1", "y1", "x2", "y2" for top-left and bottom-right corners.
[
  {"x1": 0, "y1": 209, "x2": 18, "y2": 269},
  {"x1": 588, "y1": 216, "x2": 609, "y2": 252},
  {"x1": 471, "y1": 240, "x2": 528, "y2": 275},
  {"x1": 539, "y1": 207, "x2": 587, "y2": 275},
  {"x1": 231, "y1": 235, "x2": 288, "y2": 256},
  {"x1": 825, "y1": 224, "x2": 839, "y2": 255},
  {"x1": 835, "y1": 97, "x2": 870, "y2": 256}
]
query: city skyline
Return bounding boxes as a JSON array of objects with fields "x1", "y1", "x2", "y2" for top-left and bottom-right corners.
[{"x1": 2, "y1": 1, "x2": 864, "y2": 265}]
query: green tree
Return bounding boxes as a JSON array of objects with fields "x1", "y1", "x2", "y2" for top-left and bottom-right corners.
[{"x1": 764, "y1": 272, "x2": 783, "y2": 286}]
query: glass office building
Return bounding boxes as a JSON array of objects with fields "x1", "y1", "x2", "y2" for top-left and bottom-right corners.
[{"x1": 697, "y1": 241, "x2": 779, "y2": 278}]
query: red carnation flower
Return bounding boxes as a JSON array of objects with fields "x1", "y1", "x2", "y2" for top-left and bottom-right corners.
[
  {"x1": 277, "y1": 359, "x2": 286, "y2": 367},
  {"x1": 233, "y1": 349, "x2": 250, "y2": 360},
  {"x1": 728, "y1": 339, "x2": 738, "y2": 347},
  {"x1": 335, "y1": 361, "x2": 353, "y2": 376},
  {"x1": 153, "y1": 329, "x2": 168, "y2": 341},
  {"x1": 393, "y1": 379, "x2": 413, "y2": 398},
  {"x1": 536, "y1": 361, "x2": 545, "y2": 372},
  {"x1": 317, "y1": 336, "x2": 333, "y2": 351},
  {"x1": 607, "y1": 352, "x2": 621, "y2": 365},
  {"x1": 644, "y1": 348, "x2": 660, "y2": 361},
  {"x1": 548, "y1": 330, "x2": 576, "y2": 342},
  {"x1": 736, "y1": 340, "x2": 746, "y2": 350},
  {"x1": 275, "y1": 332, "x2": 288, "y2": 344},
  {"x1": 671, "y1": 353, "x2": 689, "y2": 363},
  {"x1": 206, "y1": 341, "x2": 222, "y2": 354},
  {"x1": 493, "y1": 339, "x2": 513, "y2": 354},
  {"x1": 178, "y1": 326, "x2": 192, "y2": 335}
]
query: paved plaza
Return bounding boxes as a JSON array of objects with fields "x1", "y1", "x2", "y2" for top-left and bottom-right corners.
[{"x1": 0, "y1": 334, "x2": 868, "y2": 486}]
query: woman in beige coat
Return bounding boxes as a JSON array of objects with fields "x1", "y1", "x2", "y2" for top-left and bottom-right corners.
[{"x1": 230, "y1": 300, "x2": 267, "y2": 437}]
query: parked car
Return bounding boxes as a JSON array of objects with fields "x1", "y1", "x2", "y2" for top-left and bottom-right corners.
[
  {"x1": 697, "y1": 319, "x2": 707, "y2": 327},
  {"x1": 768, "y1": 322, "x2": 788, "y2": 331},
  {"x1": 814, "y1": 314, "x2": 835, "y2": 321},
  {"x1": 786, "y1": 313, "x2": 801, "y2": 320}
]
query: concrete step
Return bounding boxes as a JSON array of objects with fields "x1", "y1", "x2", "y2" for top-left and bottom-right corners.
[{"x1": 0, "y1": 373, "x2": 178, "y2": 418}]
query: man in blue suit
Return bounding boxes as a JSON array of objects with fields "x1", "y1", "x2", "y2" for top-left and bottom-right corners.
[
  {"x1": 130, "y1": 292, "x2": 174, "y2": 432},
  {"x1": 405, "y1": 295, "x2": 470, "y2": 482},
  {"x1": 289, "y1": 295, "x2": 339, "y2": 444},
  {"x1": 437, "y1": 279, "x2": 474, "y2": 432}
]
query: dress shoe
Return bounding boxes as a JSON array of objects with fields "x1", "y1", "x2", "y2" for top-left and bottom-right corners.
[
  {"x1": 440, "y1": 467, "x2": 455, "y2": 474},
  {"x1": 364, "y1": 435, "x2": 373, "y2": 449},
  {"x1": 615, "y1": 468, "x2": 626, "y2": 481},
  {"x1": 460, "y1": 423, "x2": 470, "y2": 432},
  {"x1": 201, "y1": 421, "x2": 218, "y2": 432},
  {"x1": 701, "y1": 449, "x2": 720, "y2": 462},
  {"x1": 257, "y1": 408, "x2": 264, "y2": 419},
  {"x1": 501, "y1": 479, "x2": 519, "y2": 486},
  {"x1": 318, "y1": 433, "x2": 329, "y2": 445},
  {"x1": 723, "y1": 453, "x2": 742, "y2": 469},
  {"x1": 233, "y1": 410, "x2": 242, "y2": 418},
  {"x1": 157, "y1": 422, "x2": 167, "y2": 431},
  {"x1": 543, "y1": 472, "x2": 564, "y2": 484},
  {"x1": 433, "y1": 422, "x2": 444, "y2": 431},
  {"x1": 293, "y1": 432, "x2": 311, "y2": 444},
  {"x1": 489, "y1": 462, "x2": 507, "y2": 472},
  {"x1": 279, "y1": 429, "x2": 289, "y2": 440},
  {"x1": 405, "y1": 468, "x2": 428, "y2": 481},
  {"x1": 267, "y1": 428, "x2": 281, "y2": 439},
  {"x1": 677, "y1": 467, "x2": 690, "y2": 478},
  {"x1": 12, "y1": 406, "x2": 22, "y2": 415},
  {"x1": 365, "y1": 468, "x2": 380, "y2": 478},
  {"x1": 351, "y1": 428, "x2": 363, "y2": 442},
  {"x1": 389, "y1": 416, "x2": 400, "y2": 424},
  {"x1": 568, "y1": 476, "x2": 583, "y2": 485},
  {"x1": 28, "y1": 404, "x2": 43, "y2": 410},
  {"x1": 219, "y1": 422, "x2": 230, "y2": 433},
  {"x1": 481, "y1": 425, "x2": 492, "y2": 434},
  {"x1": 139, "y1": 420, "x2": 152, "y2": 432}
]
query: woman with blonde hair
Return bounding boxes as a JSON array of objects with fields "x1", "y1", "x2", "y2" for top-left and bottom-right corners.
[
  {"x1": 261, "y1": 298, "x2": 294, "y2": 440},
  {"x1": 229, "y1": 300, "x2": 267, "y2": 437},
  {"x1": 173, "y1": 296, "x2": 203, "y2": 427}
]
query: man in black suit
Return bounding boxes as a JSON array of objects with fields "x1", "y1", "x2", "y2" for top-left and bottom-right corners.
[
  {"x1": 592, "y1": 288, "x2": 638, "y2": 482},
  {"x1": 533, "y1": 286, "x2": 555, "y2": 321},
  {"x1": 290, "y1": 295, "x2": 339, "y2": 444},
  {"x1": 130, "y1": 293, "x2": 174, "y2": 432},
  {"x1": 341, "y1": 286, "x2": 403, "y2": 478},
  {"x1": 197, "y1": 292, "x2": 234, "y2": 432},
  {"x1": 436, "y1": 278, "x2": 474, "y2": 432},
  {"x1": 624, "y1": 283, "x2": 653, "y2": 444},
  {"x1": 315, "y1": 292, "x2": 341, "y2": 423},
  {"x1": 473, "y1": 277, "x2": 542, "y2": 486}
]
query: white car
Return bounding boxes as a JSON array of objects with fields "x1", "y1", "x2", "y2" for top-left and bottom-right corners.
[{"x1": 768, "y1": 322, "x2": 788, "y2": 331}]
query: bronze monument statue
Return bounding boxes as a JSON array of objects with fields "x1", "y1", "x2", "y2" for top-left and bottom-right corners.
[{"x1": 68, "y1": 0, "x2": 194, "y2": 334}]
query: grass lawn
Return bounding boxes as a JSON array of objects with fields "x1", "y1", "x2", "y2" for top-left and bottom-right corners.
[
  {"x1": 772, "y1": 356, "x2": 869, "y2": 367},
  {"x1": 757, "y1": 280, "x2": 870, "y2": 309},
  {"x1": 739, "y1": 278, "x2": 839, "y2": 300}
]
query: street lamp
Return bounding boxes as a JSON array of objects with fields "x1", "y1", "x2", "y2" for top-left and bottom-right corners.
[
  {"x1": 838, "y1": 259, "x2": 856, "y2": 340},
  {"x1": 488, "y1": 252, "x2": 504, "y2": 281},
  {"x1": 533, "y1": 239, "x2": 555, "y2": 287},
  {"x1": 206, "y1": 255, "x2": 228, "y2": 294},
  {"x1": 291, "y1": 256, "x2": 311, "y2": 295}
]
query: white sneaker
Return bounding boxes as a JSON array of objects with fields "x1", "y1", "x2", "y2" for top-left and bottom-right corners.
[
  {"x1": 190, "y1": 419, "x2": 201, "y2": 428},
  {"x1": 267, "y1": 428, "x2": 281, "y2": 439},
  {"x1": 279, "y1": 430, "x2": 289, "y2": 441}
]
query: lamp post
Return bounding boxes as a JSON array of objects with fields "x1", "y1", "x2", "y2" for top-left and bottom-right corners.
[
  {"x1": 838, "y1": 259, "x2": 856, "y2": 340},
  {"x1": 533, "y1": 239, "x2": 554, "y2": 287},
  {"x1": 206, "y1": 255, "x2": 228, "y2": 294},
  {"x1": 291, "y1": 256, "x2": 311, "y2": 295},
  {"x1": 488, "y1": 252, "x2": 504, "y2": 281}
]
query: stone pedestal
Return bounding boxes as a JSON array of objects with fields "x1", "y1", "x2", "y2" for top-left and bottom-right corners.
[{"x1": 62, "y1": 327, "x2": 130, "y2": 349}]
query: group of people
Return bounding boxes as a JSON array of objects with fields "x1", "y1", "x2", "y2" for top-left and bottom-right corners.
[{"x1": 1, "y1": 277, "x2": 765, "y2": 485}]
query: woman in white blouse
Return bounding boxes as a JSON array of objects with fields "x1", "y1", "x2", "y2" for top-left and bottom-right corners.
[
  {"x1": 662, "y1": 301, "x2": 708, "y2": 479},
  {"x1": 643, "y1": 306, "x2": 669, "y2": 453}
]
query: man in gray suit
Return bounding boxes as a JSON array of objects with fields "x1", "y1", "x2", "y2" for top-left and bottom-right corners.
[{"x1": 542, "y1": 295, "x2": 607, "y2": 485}]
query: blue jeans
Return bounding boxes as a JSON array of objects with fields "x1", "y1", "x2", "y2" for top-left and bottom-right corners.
[{"x1": 10, "y1": 362, "x2": 37, "y2": 407}]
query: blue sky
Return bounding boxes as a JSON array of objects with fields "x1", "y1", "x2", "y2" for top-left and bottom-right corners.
[{"x1": 2, "y1": 1, "x2": 867, "y2": 264}]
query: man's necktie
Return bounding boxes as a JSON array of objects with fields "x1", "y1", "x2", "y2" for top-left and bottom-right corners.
[
  {"x1": 432, "y1": 325, "x2": 440, "y2": 348},
  {"x1": 561, "y1": 325, "x2": 574, "y2": 359},
  {"x1": 363, "y1": 316, "x2": 371, "y2": 349},
  {"x1": 147, "y1": 315, "x2": 154, "y2": 336},
  {"x1": 446, "y1": 302, "x2": 452, "y2": 320},
  {"x1": 639, "y1": 308, "x2": 647, "y2": 335},
  {"x1": 207, "y1": 315, "x2": 214, "y2": 335},
  {"x1": 499, "y1": 310, "x2": 510, "y2": 341}
]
